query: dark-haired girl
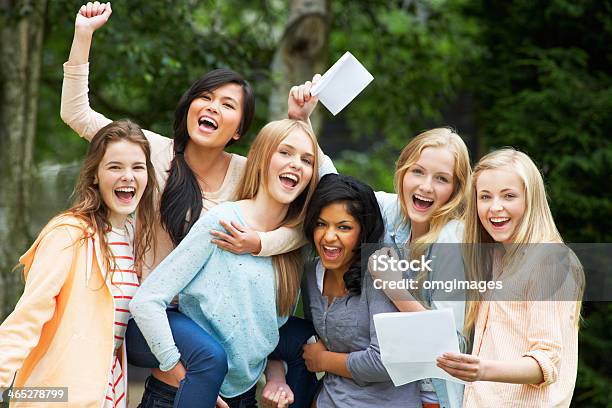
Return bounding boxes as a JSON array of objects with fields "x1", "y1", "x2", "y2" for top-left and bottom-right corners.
[
  {"x1": 61, "y1": 3, "x2": 331, "y2": 407},
  {"x1": 298, "y1": 174, "x2": 421, "y2": 407}
]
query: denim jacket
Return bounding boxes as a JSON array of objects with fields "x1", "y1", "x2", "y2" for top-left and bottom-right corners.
[{"x1": 375, "y1": 191, "x2": 466, "y2": 408}]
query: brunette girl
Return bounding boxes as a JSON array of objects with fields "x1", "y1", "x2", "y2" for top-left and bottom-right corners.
[{"x1": 0, "y1": 120, "x2": 157, "y2": 407}]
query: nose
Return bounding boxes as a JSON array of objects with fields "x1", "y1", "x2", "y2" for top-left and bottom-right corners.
[
  {"x1": 206, "y1": 98, "x2": 220, "y2": 113},
  {"x1": 121, "y1": 169, "x2": 135, "y2": 182},
  {"x1": 289, "y1": 155, "x2": 302, "y2": 170},
  {"x1": 323, "y1": 227, "x2": 337, "y2": 242},
  {"x1": 419, "y1": 176, "x2": 434, "y2": 193},
  {"x1": 491, "y1": 196, "x2": 504, "y2": 212}
]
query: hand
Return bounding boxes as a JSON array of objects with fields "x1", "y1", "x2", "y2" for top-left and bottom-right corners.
[
  {"x1": 211, "y1": 220, "x2": 262, "y2": 255},
  {"x1": 75, "y1": 2, "x2": 112, "y2": 35},
  {"x1": 288, "y1": 74, "x2": 321, "y2": 121},
  {"x1": 167, "y1": 360, "x2": 187, "y2": 384},
  {"x1": 216, "y1": 396, "x2": 229, "y2": 408},
  {"x1": 436, "y1": 352, "x2": 487, "y2": 382},
  {"x1": 303, "y1": 340, "x2": 328, "y2": 373},
  {"x1": 261, "y1": 380, "x2": 294, "y2": 408},
  {"x1": 368, "y1": 247, "x2": 403, "y2": 284}
]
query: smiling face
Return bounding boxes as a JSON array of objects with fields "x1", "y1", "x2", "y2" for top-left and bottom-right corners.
[
  {"x1": 95, "y1": 140, "x2": 148, "y2": 228},
  {"x1": 476, "y1": 167, "x2": 526, "y2": 243},
  {"x1": 186, "y1": 82, "x2": 244, "y2": 148},
  {"x1": 401, "y1": 146, "x2": 455, "y2": 232},
  {"x1": 266, "y1": 129, "x2": 315, "y2": 205},
  {"x1": 314, "y1": 202, "x2": 362, "y2": 275}
]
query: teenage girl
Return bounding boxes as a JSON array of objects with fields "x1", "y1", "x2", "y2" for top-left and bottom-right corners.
[
  {"x1": 130, "y1": 119, "x2": 325, "y2": 408},
  {"x1": 437, "y1": 148, "x2": 583, "y2": 408},
  {"x1": 0, "y1": 120, "x2": 157, "y2": 407},
  {"x1": 62, "y1": 3, "x2": 330, "y2": 406},
  {"x1": 367, "y1": 128, "x2": 471, "y2": 408}
]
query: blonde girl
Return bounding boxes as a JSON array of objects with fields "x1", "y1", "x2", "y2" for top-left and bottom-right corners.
[
  {"x1": 367, "y1": 128, "x2": 471, "y2": 408},
  {"x1": 130, "y1": 119, "x2": 332, "y2": 408},
  {"x1": 0, "y1": 120, "x2": 157, "y2": 407},
  {"x1": 437, "y1": 148, "x2": 583, "y2": 408}
]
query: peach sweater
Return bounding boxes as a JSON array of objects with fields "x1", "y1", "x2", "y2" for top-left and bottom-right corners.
[{"x1": 463, "y1": 248, "x2": 581, "y2": 408}]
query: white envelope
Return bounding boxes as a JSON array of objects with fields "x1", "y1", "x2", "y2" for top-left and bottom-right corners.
[
  {"x1": 373, "y1": 309, "x2": 466, "y2": 386},
  {"x1": 310, "y1": 51, "x2": 374, "y2": 115}
]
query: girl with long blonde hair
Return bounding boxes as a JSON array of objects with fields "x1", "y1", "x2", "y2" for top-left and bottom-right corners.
[
  {"x1": 366, "y1": 127, "x2": 472, "y2": 408},
  {"x1": 130, "y1": 119, "x2": 333, "y2": 408},
  {"x1": 437, "y1": 148, "x2": 583, "y2": 408},
  {"x1": 0, "y1": 120, "x2": 157, "y2": 407}
]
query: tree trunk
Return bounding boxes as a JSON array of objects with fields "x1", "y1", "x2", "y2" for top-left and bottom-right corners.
[
  {"x1": 0, "y1": 0, "x2": 48, "y2": 319},
  {"x1": 268, "y1": 0, "x2": 330, "y2": 134}
]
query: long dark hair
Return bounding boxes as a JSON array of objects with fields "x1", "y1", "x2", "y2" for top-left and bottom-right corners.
[
  {"x1": 304, "y1": 174, "x2": 384, "y2": 296},
  {"x1": 160, "y1": 69, "x2": 255, "y2": 246}
]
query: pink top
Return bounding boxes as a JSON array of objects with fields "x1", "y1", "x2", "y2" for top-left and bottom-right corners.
[{"x1": 463, "y1": 248, "x2": 581, "y2": 408}]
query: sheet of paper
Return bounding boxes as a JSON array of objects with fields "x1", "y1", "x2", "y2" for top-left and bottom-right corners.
[
  {"x1": 373, "y1": 309, "x2": 466, "y2": 386},
  {"x1": 310, "y1": 51, "x2": 374, "y2": 115}
]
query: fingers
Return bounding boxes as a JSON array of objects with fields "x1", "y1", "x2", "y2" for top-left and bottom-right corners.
[
  {"x1": 312, "y1": 73, "x2": 322, "y2": 83},
  {"x1": 216, "y1": 396, "x2": 229, "y2": 408},
  {"x1": 230, "y1": 221, "x2": 246, "y2": 233},
  {"x1": 219, "y1": 219, "x2": 242, "y2": 237},
  {"x1": 211, "y1": 239, "x2": 240, "y2": 255},
  {"x1": 82, "y1": 2, "x2": 110, "y2": 18},
  {"x1": 210, "y1": 229, "x2": 234, "y2": 244}
]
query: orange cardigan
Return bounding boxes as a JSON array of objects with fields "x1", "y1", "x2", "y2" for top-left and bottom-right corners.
[{"x1": 0, "y1": 215, "x2": 127, "y2": 407}]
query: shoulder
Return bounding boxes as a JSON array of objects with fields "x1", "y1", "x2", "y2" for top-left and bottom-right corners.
[{"x1": 436, "y1": 219, "x2": 464, "y2": 244}]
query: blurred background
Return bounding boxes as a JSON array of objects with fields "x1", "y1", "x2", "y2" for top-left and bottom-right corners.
[{"x1": 1, "y1": 0, "x2": 610, "y2": 406}]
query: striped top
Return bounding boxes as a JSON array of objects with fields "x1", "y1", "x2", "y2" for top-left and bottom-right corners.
[
  {"x1": 104, "y1": 224, "x2": 139, "y2": 408},
  {"x1": 463, "y1": 247, "x2": 580, "y2": 408}
]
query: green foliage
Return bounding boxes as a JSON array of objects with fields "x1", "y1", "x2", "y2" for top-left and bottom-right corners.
[{"x1": 463, "y1": 1, "x2": 612, "y2": 405}]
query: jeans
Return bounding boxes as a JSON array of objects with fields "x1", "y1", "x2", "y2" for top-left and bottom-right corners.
[
  {"x1": 222, "y1": 385, "x2": 258, "y2": 408},
  {"x1": 137, "y1": 375, "x2": 177, "y2": 408},
  {"x1": 126, "y1": 308, "x2": 228, "y2": 408},
  {"x1": 269, "y1": 317, "x2": 319, "y2": 408}
]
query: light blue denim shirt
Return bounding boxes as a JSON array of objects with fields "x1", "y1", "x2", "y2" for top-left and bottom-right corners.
[
  {"x1": 374, "y1": 191, "x2": 466, "y2": 408},
  {"x1": 130, "y1": 202, "x2": 287, "y2": 397}
]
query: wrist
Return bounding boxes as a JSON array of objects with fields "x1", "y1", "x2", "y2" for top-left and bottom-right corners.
[
  {"x1": 479, "y1": 358, "x2": 492, "y2": 381},
  {"x1": 318, "y1": 351, "x2": 329, "y2": 372},
  {"x1": 74, "y1": 26, "x2": 94, "y2": 38}
]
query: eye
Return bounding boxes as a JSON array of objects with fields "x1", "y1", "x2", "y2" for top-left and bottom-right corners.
[
  {"x1": 223, "y1": 103, "x2": 235, "y2": 110},
  {"x1": 436, "y1": 175, "x2": 450, "y2": 183},
  {"x1": 134, "y1": 165, "x2": 146, "y2": 171},
  {"x1": 200, "y1": 94, "x2": 211, "y2": 101},
  {"x1": 478, "y1": 194, "x2": 490, "y2": 200},
  {"x1": 338, "y1": 225, "x2": 352, "y2": 231},
  {"x1": 109, "y1": 165, "x2": 121, "y2": 170},
  {"x1": 315, "y1": 221, "x2": 326, "y2": 228},
  {"x1": 504, "y1": 193, "x2": 516, "y2": 199},
  {"x1": 301, "y1": 157, "x2": 313, "y2": 166},
  {"x1": 411, "y1": 168, "x2": 424, "y2": 175},
  {"x1": 279, "y1": 150, "x2": 290, "y2": 156}
]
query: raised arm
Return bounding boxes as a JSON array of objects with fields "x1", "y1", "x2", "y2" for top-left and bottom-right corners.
[{"x1": 61, "y1": 2, "x2": 114, "y2": 140}]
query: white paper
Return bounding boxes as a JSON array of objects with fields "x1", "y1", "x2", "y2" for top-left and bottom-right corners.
[
  {"x1": 310, "y1": 51, "x2": 374, "y2": 115},
  {"x1": 373, "y1": 309, "x2": 466, "y2": 386}
]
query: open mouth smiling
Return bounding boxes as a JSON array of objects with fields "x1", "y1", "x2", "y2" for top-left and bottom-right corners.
[
  {"x1": 279, "y1": 172, "x2": 299, "y2": 189},
  {"x1": 412, "y1": 193, "x2": 434, "y2": 210},
  {"x1": 114, "y1": 186, "x2": 136, "y2": 203},
  {"x1": 198, "y1": 116, "x2": 218, "y2": 132}
]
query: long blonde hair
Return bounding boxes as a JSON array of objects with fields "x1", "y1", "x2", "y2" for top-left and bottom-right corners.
[
  {"x1": 394, "y1": 128, "x2": 471, "y2": 294},
  {"x1": 463, "y1": 148, "x2": 583, "y2": 334},
  {"x1": 237, "y1": 119, "x2": 319, "y2": 316}
]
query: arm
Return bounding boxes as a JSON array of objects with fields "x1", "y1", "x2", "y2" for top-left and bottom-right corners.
[
  {"x1": 0, "y1": 227, "x2": 75, "y2": 387},
  {"x1": 61, "y1": 3, "x2": 113, "y2": 140},
  {"x1": 130, "y1": 215, "x2": 217, "y2": 371}
]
